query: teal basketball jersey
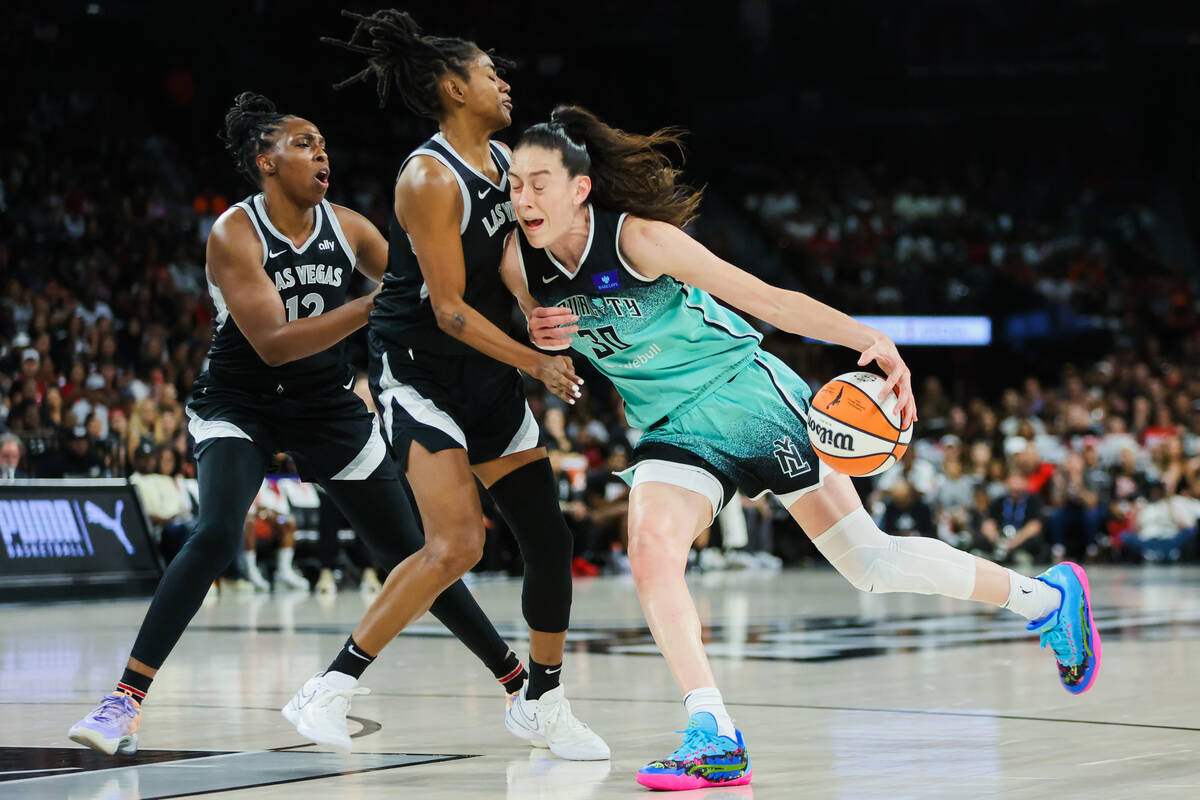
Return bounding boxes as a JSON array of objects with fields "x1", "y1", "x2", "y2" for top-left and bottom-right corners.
[{"x1": 516, "y1": 205, "x2": 761, "y2": 428}]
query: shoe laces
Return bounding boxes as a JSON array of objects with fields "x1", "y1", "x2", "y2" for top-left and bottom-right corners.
[
  {"x1": 314, "y1": 686, "x2": 369, "y2": 716},
  {"x1": 90, "y1": 694, "x2": 136, "y2": 723},
  {"x1": 540, "y1": 695, "x2": 591, "y2": 738},
  {"x1": 668, "y1": 722, "x2": 725, "y2": 761},
  {"x1": 1039, "y1": 622, "x2": 1081, "y2": 667}
]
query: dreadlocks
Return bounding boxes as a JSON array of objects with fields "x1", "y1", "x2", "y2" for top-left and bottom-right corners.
[
  {"x1": 219, "y1": 92, "x2": 292, "y2": 186},
  {"x1": 322, "y1": 9, "x2": 515, "y2": 119}
]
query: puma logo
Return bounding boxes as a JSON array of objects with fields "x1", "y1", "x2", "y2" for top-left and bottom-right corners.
[{"x1": 84, "y1": 500, "x2": 134, "y2": 555}]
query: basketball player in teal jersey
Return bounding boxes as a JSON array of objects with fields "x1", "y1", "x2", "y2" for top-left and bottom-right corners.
[{"x1": 501, "y1": 106, "x2": 1102, "y2": 791}]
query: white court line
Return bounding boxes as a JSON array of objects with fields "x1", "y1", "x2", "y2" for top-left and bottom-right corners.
[
  {"x1": 1080, "y1": 751, "x2": 1194, "y2": 767},
  {"x1": 0, "y1": 767, "x2": 80, "y2": 775}
]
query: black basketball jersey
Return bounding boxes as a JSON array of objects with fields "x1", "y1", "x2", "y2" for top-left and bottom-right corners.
[
  {"x1": 202, "y1": 194, "x2": 356, "y2": 395},
  {"x1": 371, "y1": 133, "x2": 516, "y2": 354}
]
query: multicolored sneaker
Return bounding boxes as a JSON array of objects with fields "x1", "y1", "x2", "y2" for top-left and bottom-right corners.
[
  {"x1": 1028, "y1": 561, "x2": 1102, "y2": 694},
  {"x1": 68, "y1": 690, "x2": 142, "y2": 755},
  {"x1": 636, "y1": 712, "x2": 751, "y2": 791}
]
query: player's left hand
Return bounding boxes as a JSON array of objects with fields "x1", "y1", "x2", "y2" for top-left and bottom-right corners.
[
  {"x1": 529, "y1": 306, "x2": 578, "y2": 351},
  {"x1": 858, "y1": 335, "x2": 917, "y2": 428}
]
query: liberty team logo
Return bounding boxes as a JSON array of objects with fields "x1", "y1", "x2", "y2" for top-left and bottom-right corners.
[{"x1": 773, "y1": 437, "x2": 812, "y2": 477}]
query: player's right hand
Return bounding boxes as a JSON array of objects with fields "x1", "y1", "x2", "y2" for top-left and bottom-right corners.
[
  {"x1": 529, "y1": 306, "x2": 578, "y2": 351},
  {"x1": 533, "y1": 354, "x2": 583, "y2": 405}
]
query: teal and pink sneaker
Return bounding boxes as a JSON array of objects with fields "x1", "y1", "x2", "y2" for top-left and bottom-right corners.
[
  {"x1": 1028, "y1": 561, "x2": 1102, "y2": 694},
  {"x1": 68, "y1": 690, "x2": 142, "y2": 755},
  {"x1": 635, "y1": 712, "x2": 751, "y2": 791}
]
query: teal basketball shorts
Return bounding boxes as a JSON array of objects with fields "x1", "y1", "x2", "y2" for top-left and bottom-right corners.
[{"x1": 618, "y1": 350, "x2": 832, "y2": 520}]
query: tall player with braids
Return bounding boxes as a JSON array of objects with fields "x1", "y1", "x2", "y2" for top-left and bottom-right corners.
[
  {"x1": 502, "y1": 107, "x2": 1101, "y2": 790},
  {"x1": 68, "y1": 93, "x2": 533, "y2": 756},
  {"x1": 283, "y1": 11, "x2": 609, "y2": 760}
]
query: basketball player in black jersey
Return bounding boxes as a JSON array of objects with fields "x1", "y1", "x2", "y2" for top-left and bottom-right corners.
[
  {"x1": 288, "y1": 10, "x2": 608, "y2": 760},
  {"x1": 68, "y1": 93, "x2": 531, "y2": 756}
]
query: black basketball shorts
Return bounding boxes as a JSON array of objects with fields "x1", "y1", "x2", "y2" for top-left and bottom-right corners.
[
  {"x1": 186, "y1": 383, "x2": 395, "y2": 482},
  {"x1": 368, "y1": 332, "x2": 543, "y2": 471}
]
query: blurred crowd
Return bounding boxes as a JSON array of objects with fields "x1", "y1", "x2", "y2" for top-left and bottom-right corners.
[{"x1": 3, "y1": 88, "x2": 1199, "y2": 591}]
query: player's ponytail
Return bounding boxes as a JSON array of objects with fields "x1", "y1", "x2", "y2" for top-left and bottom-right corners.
[
  {"x1": 518, "y1": 105, "x2": 704, "y2": 229},
  {"x1": 323, "y1": 9, "x2": 514, "y2": 119},
  {"x1": 220, "y1": 92, "x2": 290, "y2": 186}
]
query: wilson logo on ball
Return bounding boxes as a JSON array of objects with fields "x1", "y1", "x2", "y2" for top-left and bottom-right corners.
[{"x1": 809, "y1": 420, "x2": 853, "y2": 451}]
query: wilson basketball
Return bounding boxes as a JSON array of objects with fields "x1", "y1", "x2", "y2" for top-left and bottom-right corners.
[{"x1": 807, "y1": 371, "x2": 912, "y2": 476}]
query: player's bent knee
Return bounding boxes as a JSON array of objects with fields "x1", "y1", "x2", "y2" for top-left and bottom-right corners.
[
  {"x1": 811, "y1": 507, "x2": 976, "y2": 600},
  {"x1": 420, "y1": 534, "x2": 483, "y2": 583}
]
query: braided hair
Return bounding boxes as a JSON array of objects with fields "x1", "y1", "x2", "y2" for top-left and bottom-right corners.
[
  {"x1": 322, "y1": 9, "x2": 514, "y2": 119},
  {"x1": 219, "y1": 92, "x2": 291, "y2": 186},
  {"x1": 517, "y1": 105, "x2": 704, "y2": 229}
]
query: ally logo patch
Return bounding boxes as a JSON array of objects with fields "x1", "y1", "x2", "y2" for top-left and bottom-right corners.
[{"x1": 593, "y1": 270, "x2": 621, "y2": 292}]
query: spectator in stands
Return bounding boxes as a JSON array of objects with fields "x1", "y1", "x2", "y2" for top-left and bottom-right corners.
[
  {"x1": 0, "y1": 432, "x2": 26, "y2": 480},
  {"x1": 980, "y1": 473, "x2": 1045, "y2": 565},
  {"x1": 130, "y1": 444, "x2": 193, "y2": 563},
  {"x1": 1048, "y1": 451, "x2": 1107, "y2": 562},
  {"x1": 880, "y1": 478, "x2": 935, "y2": 537},
  {"x1": 243, "y1": 482, "x2": 310, "y2": 593},
  {"x1": 583, "y1": 445, "x2": 631, "y2": 575},
  {"x1": 61, "y1": 424, "x2": 104, "y2": 478},
  {"x1": 933, "y1": 456, "x2": 977, "y2": 546},
  {"x1": 1121, "y1": 481, "x2": 1199, "y2": 563}
]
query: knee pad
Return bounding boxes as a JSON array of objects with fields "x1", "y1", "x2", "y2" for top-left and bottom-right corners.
[
  {"x1": 811, "y1": 507, "x2": 976, "y2": 599},
  {"x1": 488, "y1": 459, "x2": 573, "y2": 632}
]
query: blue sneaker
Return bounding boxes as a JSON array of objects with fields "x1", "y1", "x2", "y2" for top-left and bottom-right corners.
[
  {"x1": 635, "y1": 712, "x2": 751, "y2": 791},
  {"x1": 1027, "y1": 561, "x2": 1102, "y2": 694},
  {"x1": 68, "y1": 690, "x2": 142, "y2": 755}
]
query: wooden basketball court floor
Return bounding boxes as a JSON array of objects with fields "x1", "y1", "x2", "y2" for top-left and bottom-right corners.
[{"x1": 1, "y1": 565, "x2": 1197, "y2": 799}]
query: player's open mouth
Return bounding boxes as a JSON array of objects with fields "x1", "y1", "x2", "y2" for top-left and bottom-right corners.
[
  {"x1": 315, "y1": 168, "x2": 330, "y2": 187},
  {"x1": 523, "y1": 217, "x2": 544, "y2": 232}
]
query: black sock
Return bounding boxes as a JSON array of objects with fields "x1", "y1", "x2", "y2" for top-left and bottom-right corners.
[
  {"x1": 526, "y1": 658, "x2": 562, "y2": 701},
  {"x1": 326, "y1": 635, "x2": 376, "y2": 680},
  {"x1": 117, "y1": 669, "x2": 152, "y2": 704},
  {"x1": 494, "y1": 650, "x2": 527, "y2": 695}
]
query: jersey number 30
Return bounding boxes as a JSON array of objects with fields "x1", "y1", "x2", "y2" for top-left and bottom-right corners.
[
  {"x1": 285, "y1": 292, "x2": 325, "y2": 321},
  {"x1": 578, "y1": 325, "x2": 632, "y2": 359}
]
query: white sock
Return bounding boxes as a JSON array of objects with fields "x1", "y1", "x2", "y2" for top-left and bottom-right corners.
[
  {"x1": 277, "y1": 547, "x2": 295, "y2": 571},
  {"x1": 1002, "y1": 569, "x2": 1062, "y2": 621},
  {"x1": 683, "y1": 687, "x2": 736, "y2": 740},
  {"x1": 244, "y1": 551, "x2": 258, "y2": 571}
]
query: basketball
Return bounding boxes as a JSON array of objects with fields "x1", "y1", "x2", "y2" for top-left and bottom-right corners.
[{"x1": 807, "y1": 371, "x2": 912, "y2": 477}]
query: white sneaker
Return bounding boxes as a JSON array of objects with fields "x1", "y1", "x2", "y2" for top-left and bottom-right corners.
[
  {"x1": 276, "y1": 565, "x2": 311, "y2": 591},
  {"x1": 281, "y1": 671, "x2": 369, "y2": 753},
  {"x1": 315, "y1": 568, "x2": 337, "y2": 595},
  {"x1": 699, "y1": 548, "x2": 727, "y2": 572},
  {"x1": 244, "y1": 560, "x2": 271, "y2": 593},
  {"x1": 359, "y1": 567, "x2": 382, "y2": 594},
  {"x1": 505, "y1": 684, "x2": 609, "y2": 761}
]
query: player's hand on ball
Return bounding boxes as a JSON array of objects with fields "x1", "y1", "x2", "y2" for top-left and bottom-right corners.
[
  {"x1": 858, "y1": 335, "x2": 917, "y2": 427},
  {"x1": 533, "y1": 354, "x2": 583, "y2": 405},
  {"x1": 529, "y1": 306, "x2": 578, "y2": 351}
]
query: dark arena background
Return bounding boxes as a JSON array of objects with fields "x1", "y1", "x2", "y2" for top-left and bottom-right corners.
[{"x1": 2, "y1": 2, "x2": 1199, "y2": 798}]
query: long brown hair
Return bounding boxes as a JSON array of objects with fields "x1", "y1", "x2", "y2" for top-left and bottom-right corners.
[{"x1": 517, "y1": 105, "x2": 704, "y2": 228}]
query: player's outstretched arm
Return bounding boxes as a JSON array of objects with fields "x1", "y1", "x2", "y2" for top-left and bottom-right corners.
[
  {"x1": 206, "y1": 207, "x2": 375, "y2": 367},
  {"x1": 617, "y1": 215, "x2": 917, "y2": 425},
  {"x1": 399, "y1": 160, "x2": 581, "y2": 404}
]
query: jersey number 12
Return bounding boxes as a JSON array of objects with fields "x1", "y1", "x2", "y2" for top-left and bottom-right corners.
[{"x1": 285, "y1": 292, "x2": 325, "y2": 321}]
